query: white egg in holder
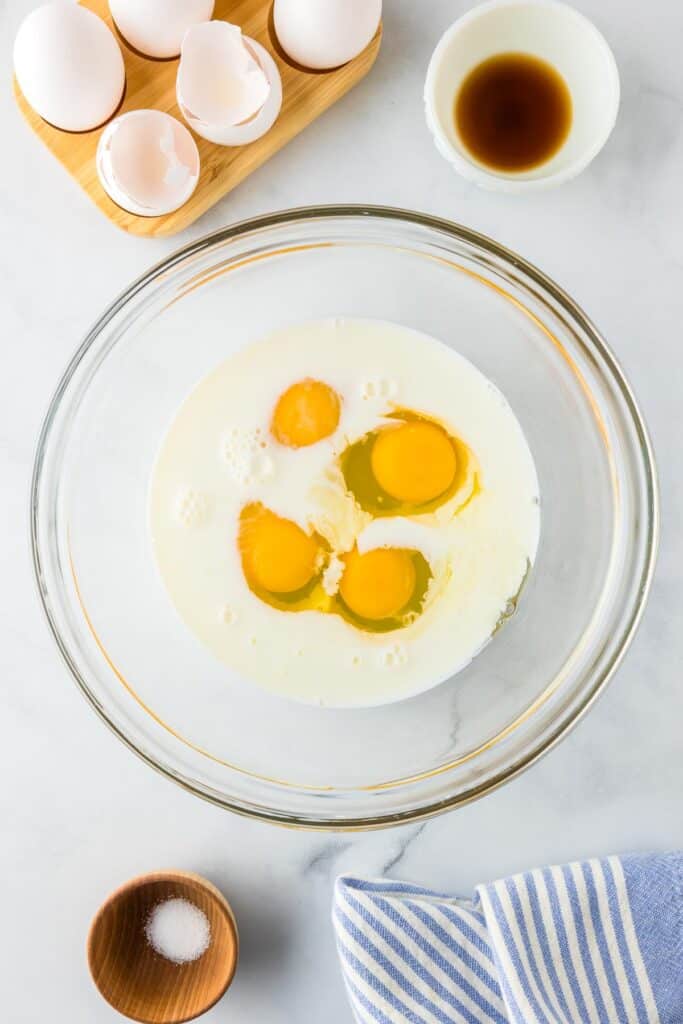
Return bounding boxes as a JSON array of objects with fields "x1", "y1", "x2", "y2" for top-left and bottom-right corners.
[
  {"x1": 13, "y1": 1, "x2": 125, "y2": 132},
  {"x1": 108, "y1": 0, "x2": 215, "y2": 59},
  {"x1": 176, "y1": 22, "x2": 283, "y2": 147},
  {"x1": 273, "y1": 0, "x2": 381, "y2": 70}
]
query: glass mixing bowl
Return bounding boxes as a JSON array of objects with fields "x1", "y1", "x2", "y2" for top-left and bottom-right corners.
[{"x1": 31, "y1": 207, "x2": 658, "y2": 829}]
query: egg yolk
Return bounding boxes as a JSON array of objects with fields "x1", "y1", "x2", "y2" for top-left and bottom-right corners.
[
  {"x1": 271, "y1": 379, "x2": 341, "y2": 448},
  {"x1": 339, "y1": 546, "x2": 417, "y2": 621},
  {"x1": 239, "y1": 504, "x2": 320, "y2": 595},
  {"x1": 370, "y1": 420, "x2": 457, "y2": 504}
]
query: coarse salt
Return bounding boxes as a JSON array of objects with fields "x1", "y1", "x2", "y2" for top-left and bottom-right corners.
[{"x1": 145, "y1": 897, "x2": 211, "y2": 964}]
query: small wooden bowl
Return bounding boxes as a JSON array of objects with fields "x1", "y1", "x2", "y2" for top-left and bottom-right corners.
[{"x1": 87, "y1": 871, "x2": 239, "y2": 1024}]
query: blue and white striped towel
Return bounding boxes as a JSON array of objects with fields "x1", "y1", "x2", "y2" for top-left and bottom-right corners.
[{"x1": 333, "y1": 854, "x2": 682, "y2": 1023}]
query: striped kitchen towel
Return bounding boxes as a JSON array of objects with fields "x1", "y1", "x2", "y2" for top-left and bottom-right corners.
[{"x1": 333, "y1": 854, "x2": 682, "y2": 1023}]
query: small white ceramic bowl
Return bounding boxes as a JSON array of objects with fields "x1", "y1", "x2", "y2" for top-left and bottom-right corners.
[{"x1": 424, "y1": 0, "x2": 620, "y2": 191}]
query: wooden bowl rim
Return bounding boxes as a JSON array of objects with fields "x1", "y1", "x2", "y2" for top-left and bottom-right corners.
[{"x1": 87, "y1": 869, "x2": 239, "y2": 1024}]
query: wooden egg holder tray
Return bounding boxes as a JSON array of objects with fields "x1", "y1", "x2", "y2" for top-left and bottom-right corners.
[{"x1": 14, "y1": 0, "x2": 382, "y2": 237}]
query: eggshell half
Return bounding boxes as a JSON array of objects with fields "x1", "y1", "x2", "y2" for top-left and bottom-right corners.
[
  {"x1": 177, "y1": 22, "x2": 282, "y2": 146},
  {"x1": 108, "y1": 0, "x2": 215, "y2": 59},
  {"x1": 96, "y1": 110, "x2": 200, "y2": 217},
  {"x1": 14, "y1": 1, "x2": 125, "y2": 132}
]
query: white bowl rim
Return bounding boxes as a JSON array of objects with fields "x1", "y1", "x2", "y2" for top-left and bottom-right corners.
[{"x1": 424, "y1": 0, "x2": 621, "y2": 193}]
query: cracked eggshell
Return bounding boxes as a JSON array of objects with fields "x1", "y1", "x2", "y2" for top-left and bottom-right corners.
[
  {"x1": 13, "y1": 1, "x2": 125, "y2": 132},
  {"x1": 176, "y1": 22, "x2": 282, "y2": 146},
  {"x1": 96, "y1": 110, "x2": 200, "y2": 217},
  {"x1": 273, "y1": 0, "x2": 381, "y2": 70},
  {"x1": 108, "y1": 0, "x2": 214, "y2": 59}
]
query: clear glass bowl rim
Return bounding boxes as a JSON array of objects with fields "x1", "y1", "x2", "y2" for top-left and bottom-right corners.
[{"x1": 30, "y1": 205, "x2": 660, "y2": 829}]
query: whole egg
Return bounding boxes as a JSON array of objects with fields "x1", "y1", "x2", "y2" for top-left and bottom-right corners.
[
  {"x1": 14, "y1": 1, "x2": 125, "y2": 132},
  {"x1": 273, "y1": 0, "x2": 381, "y2": 70}
]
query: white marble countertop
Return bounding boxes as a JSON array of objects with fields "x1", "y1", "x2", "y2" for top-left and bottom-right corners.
[{"x1": 1, "y1": 1, "x2": 681, "y2": 1020}]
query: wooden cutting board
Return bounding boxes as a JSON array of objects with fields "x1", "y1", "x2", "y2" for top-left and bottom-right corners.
[{"x1": 14, "y1": 0, "x2": 382, "y2": 237}]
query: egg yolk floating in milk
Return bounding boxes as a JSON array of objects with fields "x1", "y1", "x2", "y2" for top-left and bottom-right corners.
[
  {"x1": 341, "y1": 410, "x2": 478, "y2": 517},
  {"x1": 236, "y1": 391, "x2": 473, "y2": 632},
  {"x1": 149, "y1": 319, "x2": 541, "y2": 708},
  {"x1": 238, "y1": 501, "x2": 433, "y2": 633}
]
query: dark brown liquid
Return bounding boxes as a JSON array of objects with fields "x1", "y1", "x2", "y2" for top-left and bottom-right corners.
[{"x1": 455, "y1": 53, "x2": 572, "y2": 172}]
